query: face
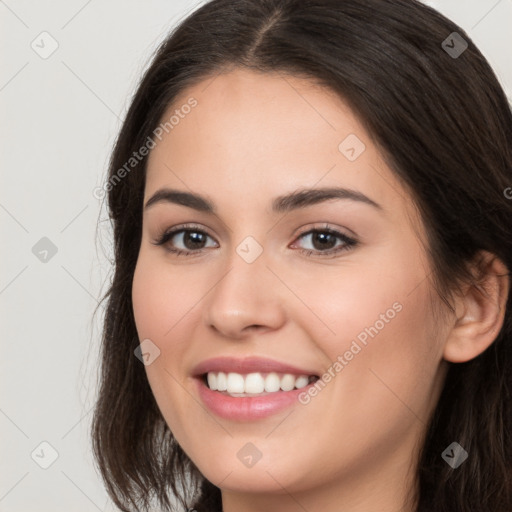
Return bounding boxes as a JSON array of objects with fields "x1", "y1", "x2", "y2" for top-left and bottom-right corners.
[{"x1": 132, "y1": 68, "x2": 450, "y2": 506}]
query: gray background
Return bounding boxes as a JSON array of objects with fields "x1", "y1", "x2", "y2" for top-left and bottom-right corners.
[{"x1": 1, "y1": 1, "x2": 511, "y2": 510}]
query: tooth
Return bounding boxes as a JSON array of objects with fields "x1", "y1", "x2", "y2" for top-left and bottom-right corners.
[
  {"x1": 217, "y1": 371, "x2": 227, "y2": 391},
  {"x1": 264, "y1": 372, "x2": 281, "y2": 392},
  {"x1": 226, "y1": 372, "x2": 245, "y2": 393},
  {"x1": 207, "y1": 371, "x2": 316, "y2": 393},
  {"x1": 295, "y1": 375, "x2": 309, "y2": 389},
  {"x1": 244, "y1": 372, "x2": 265, "y2": 394},
  {"x1": 280, "y1": 373, "x2": 295, "y2": 391},
  {"x1": 207, "y1": 372, "x2": 217, "y2": 391}
]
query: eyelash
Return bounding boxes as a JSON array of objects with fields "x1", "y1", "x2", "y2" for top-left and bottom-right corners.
[{"x1": 151, "y1": 223, "x2": 358, "y2": 258}]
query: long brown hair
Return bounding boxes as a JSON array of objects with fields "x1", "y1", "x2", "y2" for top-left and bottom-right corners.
[{"x1": 91, "y1": 1, "x2": 512, "y2": 510}]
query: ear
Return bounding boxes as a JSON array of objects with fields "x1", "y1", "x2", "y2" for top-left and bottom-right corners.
[{"x1": 443, "y1": 250, "x2": 510, "y2": 363}]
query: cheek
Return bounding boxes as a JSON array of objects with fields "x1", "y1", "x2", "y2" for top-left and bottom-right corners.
[
  {"x1": 132, "y1": 252, "x2": 199, "y2": 340},
  {"x1": 131, "y1": 256, "x2": 201, "y2": 415},
  {"x1": 291, "y1": 256, "x2": 435, "y2": 363},
  {"x1": 131, "y1": 254, "x2": 199, "y2": 439},
  {"x1": 293, "y1": 245, "x2": 442, "y2": 422},
  {"x1": 282, "y1": 270, "x2": 441, "y2": 480}
]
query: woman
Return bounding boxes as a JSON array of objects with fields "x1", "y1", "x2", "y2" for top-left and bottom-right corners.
[{"x1": 91, "y1": 0, "x2": 512, "y2": 511}]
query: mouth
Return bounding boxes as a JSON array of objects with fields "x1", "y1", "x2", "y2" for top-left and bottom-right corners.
[
  {"x1": 191, "y1": 356, "x2": 323, "y2": 420},
  {"x1": 200, "y1": 371, "x2": 320, "y2": 397},
  {"x1": 195, "y1": 371, "x2": 321, "y2": 421}
]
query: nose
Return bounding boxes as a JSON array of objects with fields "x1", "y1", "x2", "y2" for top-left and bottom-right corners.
[{"x1": 203, "y1": 249, "x2": 287, "y2": 339}]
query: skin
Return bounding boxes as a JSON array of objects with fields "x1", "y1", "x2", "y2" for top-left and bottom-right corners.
[{"x1": 131, "y1": 68, "x2": 509, "y2": 512}]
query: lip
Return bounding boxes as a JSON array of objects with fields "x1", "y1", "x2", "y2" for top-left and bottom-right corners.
[
  {"x1": 195, "y1": 376, "x2": 319, "y2": 421},
  {"x1": 192, "y1": 356, "x2": 321, "y2": 421},
  {"x1": 191, "y1": 356, "x2": 319, "y2": 378}
]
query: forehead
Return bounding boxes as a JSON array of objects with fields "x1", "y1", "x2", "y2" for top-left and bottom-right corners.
[
  {"x1": 149, "y1": 68, "x2": 363, "y2": 169},
  {"x1": 145, "y1": 68, "x2": 420, "y2": 228}
]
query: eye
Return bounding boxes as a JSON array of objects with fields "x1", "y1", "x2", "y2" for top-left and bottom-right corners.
[
  {"x1": 290, "y1": 225, "x2": 358, "y2": 257},
  {"x1": 152, "y1": 224, "x2": 217, "y2": 256}
]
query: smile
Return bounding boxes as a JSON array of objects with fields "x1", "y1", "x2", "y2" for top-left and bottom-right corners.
[{"x1": 192, "y1": 356, "x2": 321, "y2": 421}]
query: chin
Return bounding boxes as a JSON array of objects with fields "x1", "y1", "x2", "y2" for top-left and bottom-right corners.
[{"x1": 201, "y1": 464, "x2": 299, "y2": 494}]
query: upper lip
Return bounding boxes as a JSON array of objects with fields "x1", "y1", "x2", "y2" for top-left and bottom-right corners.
[{"x1": 192, "y1": 356, "x2": 320, "y2": 377}]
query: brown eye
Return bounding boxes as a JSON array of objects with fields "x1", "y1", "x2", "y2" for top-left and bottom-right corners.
[
  {"x1": 152, "y1": 225, "x2": 218, "y2": 256},
  {"x1": 292, "y1": 228, "x2": 358, "y2": 257}
]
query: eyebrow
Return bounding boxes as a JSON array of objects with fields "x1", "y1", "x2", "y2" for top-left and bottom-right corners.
[{"x1": 144, "y1": 186, "x2": 383, "y2": 213}]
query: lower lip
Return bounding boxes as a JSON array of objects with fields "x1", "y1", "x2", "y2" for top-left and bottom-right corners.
[{"x1": 195, "y1": 377, "x2": 315, "y2": 421}]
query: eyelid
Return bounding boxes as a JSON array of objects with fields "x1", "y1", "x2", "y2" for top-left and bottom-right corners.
[{"x1": 292, "y1": 222, "x2": 355, "y2": 240}]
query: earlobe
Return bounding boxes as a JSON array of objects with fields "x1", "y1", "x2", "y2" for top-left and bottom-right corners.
[{"x1": 443, "y1": 251, "x2": 510, "y2": 363}]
